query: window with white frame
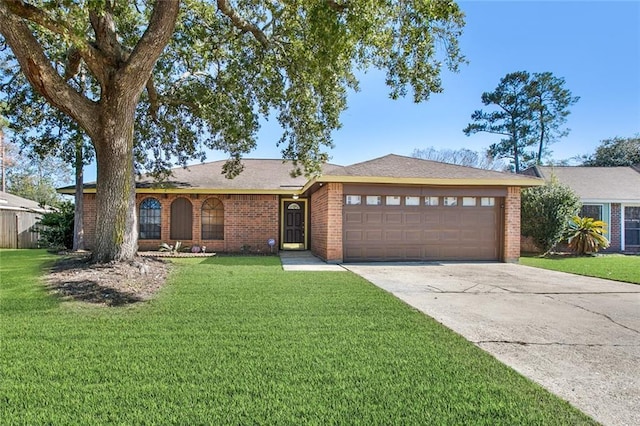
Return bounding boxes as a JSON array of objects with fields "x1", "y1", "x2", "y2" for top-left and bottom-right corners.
[
  {"x1": 625, "y1": 206, "x2": 640, "y2": 247},
  {"x1": 345, "y1": 195, "x2": 361, "y2": 205},
  {"x1": 424, "y1": 196, "x2": 439, "y2": 206},
  {"x1": 480, "y1": 197, "x2": 495, "y2": 207},
  {"x1": 405, "y1": 196, "x2": 420, "y2": 206},
  {"x1": 462, "y1": 197, "x2": 477, "y2": 207},
  {"x1": 366, "y1": 196, "x2": 382, "y2": 205},
  {"x1": 443, "y1": 197, "x2": 458, "y2": 207},
  {"x1": 386, "y1": 196, "x2": 401, "y2": 206},
  {"x1": 580, "y1": 204, "x2": 603, "y2": 221}
]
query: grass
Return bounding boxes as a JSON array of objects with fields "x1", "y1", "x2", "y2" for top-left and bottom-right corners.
[
  {"x1": 0, "y1": 250, "x2": 596, "y2": 425},
  {"x1": 520, "y1": 253, "x2": 640, "y2": 284}
]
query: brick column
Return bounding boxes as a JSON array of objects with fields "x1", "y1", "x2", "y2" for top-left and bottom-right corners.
[
  {"x1": 310, "y1": 182, "x2": 343, "y2": 263},
  {"x1": 503, "y1": 187, "x2": 521, "y2": 263},
  {"x1": 325, "y1": 182, "x2": 343, "y2": 263},
  {"x1": 609, "y1": 203, "x2": 622, "y2": 252}
]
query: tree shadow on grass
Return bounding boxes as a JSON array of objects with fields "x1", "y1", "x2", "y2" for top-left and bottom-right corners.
[{"x1": 49, "y1": 279, "x2": 143, "y2": 306}]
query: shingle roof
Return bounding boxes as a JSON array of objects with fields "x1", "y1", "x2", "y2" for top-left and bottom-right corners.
[
  {"x1": 0, "y1": 190, "x2": 50, "y2": 213},
  {"x1": 529, "y1": 165, "x2": 640, "y2": 202},
  {"x1": 60, "y1": 154, "x2": 542, "y2": 194},
  {"x1": 136, "y1": 159, "x2": 343, "y2": 192},
  {"x1": 321, "y1": 154, "x2": 540, "y2": 184}
]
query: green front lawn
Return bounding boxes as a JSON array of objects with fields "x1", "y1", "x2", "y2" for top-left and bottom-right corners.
[
  {"x1": 520, "y1": 254, "x2": 640, "y2": 284},
  {"x1": 1, "y1": 250, "x2": 594, "y2": 424}
]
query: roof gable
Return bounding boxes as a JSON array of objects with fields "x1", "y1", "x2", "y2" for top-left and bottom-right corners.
[{"x1": 321, "y1": 154, "x2": 540, "y2": 185}]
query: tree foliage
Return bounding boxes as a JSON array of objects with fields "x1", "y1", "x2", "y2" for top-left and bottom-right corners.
[
  {"x1": 4, "y1": 145, "x2": 70, "y2": 207},
  {"x1": 463, "y1": 71, "x2": 578, "y2": 172},
  {"x1": 0, "y1": 0, "x2": 466, "y2": 262},
  {"x1": 521, "y1": 177, "x2": 581, "y2": 253},
  {"x1": 411, "y1": 146, "x2": 506, "y2": 170},
  {"x1": 37, "y1": 200, "x2": 75, "y2": 250},
  {"x1": 582, "y1": 136, "x2": 640, "y2": 166}
]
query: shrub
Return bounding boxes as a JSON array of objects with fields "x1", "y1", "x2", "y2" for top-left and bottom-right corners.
[
  {"x1": 159, "y1": 241, "x2": 183, "y2": 254},
  {"x1": 565, "y1": 216, "x2": 610, "y2": 255},
  {"x1": 521, "y1": 176, "x2": 581, "y2": 254},
  {"x1": 37, "y1": 201, "x2": 74, "y2": 250}
]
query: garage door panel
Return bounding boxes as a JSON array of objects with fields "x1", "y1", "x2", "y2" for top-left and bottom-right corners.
[
  {"x1": 481, "y1": 229, "x2": 498, "y2": 241},
  {"x1": 404, "y1": 246, "x2": 423, "y2": 259},
  {"x1": 345, "y1": 212, "x2": 363, "y2": 224},
  {"x1": 344, "y1": 230, "x2": 363, "y2": 242},
  {"x1": 385, "y1": 213, "x2": 403, "y2": 224},
  {"x1": 384, "y1": 229, "x2": 403, "y2": 241},
  {"x1": 344, "y1": 246, "x2": 363, "y2": 259},
  {"x1": 444, "y1": 212, "x2": 461, "y2": 225},
  {"x1": 423, "y1": 212, "x2": 441, "y2": 225},
  {"x1": 343, "y1": 198, "x2": 501, "y2": 262},
  {"x1": 405, "y1": 231, "x2": 422, "y2": 242},
  {"x1": 365, "y1": 229, "x2": 383, "y2": 241},
  {"x1": 364, "y1": 212, "x2": 383, "y2": 224},
  {"x1": 441, "y1": 230, "x2": 460, "y2": 241},
  {"x1": 461, "y1": 230, "x2": 481, "y2": 241},
  {"x1": 406, "y1": 213, "x2": 422, "y2": 224},
  {"x1": 424, "y1": 229, "x2": 440, "y2": 241}
]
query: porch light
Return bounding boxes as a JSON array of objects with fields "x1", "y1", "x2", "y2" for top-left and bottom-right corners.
[{"x1": 292, "y1": 194, "x2": 299, "y2": 200}]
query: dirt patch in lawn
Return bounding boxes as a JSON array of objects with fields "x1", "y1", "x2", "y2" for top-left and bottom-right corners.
[{"x1": 46, "y1": 254, "x2": 170, "y2": 307}]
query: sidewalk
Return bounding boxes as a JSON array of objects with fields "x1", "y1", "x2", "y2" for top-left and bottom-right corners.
[{"x1": 279, "y1": 251, "x2": 345, "y2": 271}]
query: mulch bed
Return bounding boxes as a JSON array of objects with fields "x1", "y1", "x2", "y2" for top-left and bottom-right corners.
[{"x1": 46, "y1": 254, "x2": 170, "y2": 307}]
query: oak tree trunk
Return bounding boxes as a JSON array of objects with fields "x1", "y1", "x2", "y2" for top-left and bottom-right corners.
[{"x1": 91, "y1": 100, "x2": 138, "y2": 263}]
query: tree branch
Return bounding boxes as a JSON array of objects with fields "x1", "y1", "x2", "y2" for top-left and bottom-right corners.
[
  {"x1": 2, "y1": 0, "x2": 107, "y2": 75},
  {"x1": 120, "y1": 0, "x2": 180, "y2": 94},
  {"x1": 146, "y1": 78, "x2": 159, "y2": 121},
  {"x1": 217, "y1": 0, "x2": 270, "y2": 48},
  {"x1": 0, "y1": 1, "x2": 99, "y2": 137},
  {"x1": 326, "y1": 1, "x2": 349, "y2": 12}
]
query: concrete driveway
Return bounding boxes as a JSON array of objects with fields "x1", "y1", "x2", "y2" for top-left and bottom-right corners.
[{"x1": 343, "y1": 262, "x2": 640, "y2": 426}]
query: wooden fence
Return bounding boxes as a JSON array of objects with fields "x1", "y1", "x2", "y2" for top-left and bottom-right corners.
[{"x1": 0, "y1": 210, "x2": 42, "y2": 249}]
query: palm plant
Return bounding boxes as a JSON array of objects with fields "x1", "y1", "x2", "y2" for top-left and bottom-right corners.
[{"x1": 565, "y1": 216, "x2": 610, "y2": 255}]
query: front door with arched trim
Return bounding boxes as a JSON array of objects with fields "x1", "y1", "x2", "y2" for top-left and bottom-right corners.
[{"x1": 282, "y1": 199, "x2": 306, "y2": 249}]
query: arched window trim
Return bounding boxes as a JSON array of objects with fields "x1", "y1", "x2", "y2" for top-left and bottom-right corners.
[
  {"x1": 201, "y1": 197, "x2": 224, "y2": 240},
  {"x1": 139, "y1": 197, "x2": 161, "y2": 240},
  {"x1": 170, "y1": 197, "x2": 193, "y2": 240}
]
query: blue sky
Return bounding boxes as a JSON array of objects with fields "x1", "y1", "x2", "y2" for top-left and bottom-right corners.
[
  {"x1": 248, "y1": 0, "x2": 640, "y2": 166},
  {"x1": 85, "y1": 1, "x2": 640, "y2": 180}
]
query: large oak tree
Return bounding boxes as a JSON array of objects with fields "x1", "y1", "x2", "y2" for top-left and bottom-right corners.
[{"x1": 0, "y1": 0, "x2": 465, "y2": 262}]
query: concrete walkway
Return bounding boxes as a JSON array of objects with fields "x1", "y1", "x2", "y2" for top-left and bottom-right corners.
[
  {"x1": 279, "y1": 251, "x2": 345, "y2": 271},
  {"x1": 344, "y1": 262, "x2": 640, "y2": 426}
]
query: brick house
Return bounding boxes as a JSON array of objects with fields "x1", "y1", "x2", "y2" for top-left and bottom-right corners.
[
  {"x1": 62, "y1": 154, "x2": 542, "y2": 262},
  {"x1": 522, "y1": 165, "x2": 640, "y2": 253}
]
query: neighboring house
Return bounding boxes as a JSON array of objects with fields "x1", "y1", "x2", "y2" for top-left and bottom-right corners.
[
  {"x1": 0, "y1": 190, "x2": 50, "y2": 248},
  {"x1": 59, "y1": 154, "x2": 541, "y2": 263},
  {"x1": 522, "y1": 165, "x2": 640, "y2": 253}
]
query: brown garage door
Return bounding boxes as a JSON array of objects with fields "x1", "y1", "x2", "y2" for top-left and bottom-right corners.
[{"x1": 343, "y1": 195, "x2": 502, "y2": 262}]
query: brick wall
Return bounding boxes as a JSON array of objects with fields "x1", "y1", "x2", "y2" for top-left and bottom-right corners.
[
  {"x1": 310, "y1": 182, "x2": 343, "y2": 262},
  {"x1": 503, "y1": 187, "x2": 521, "y2": 262},
  {"x1": 83, "y1": 193, "x2": 279, "y2": 253},
  {"x1": 608, "y1": 203, "x2": 622, "y2": 252},
  {"x1": 83, "y1": 194, "x2": 97, "y2": 249}
]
